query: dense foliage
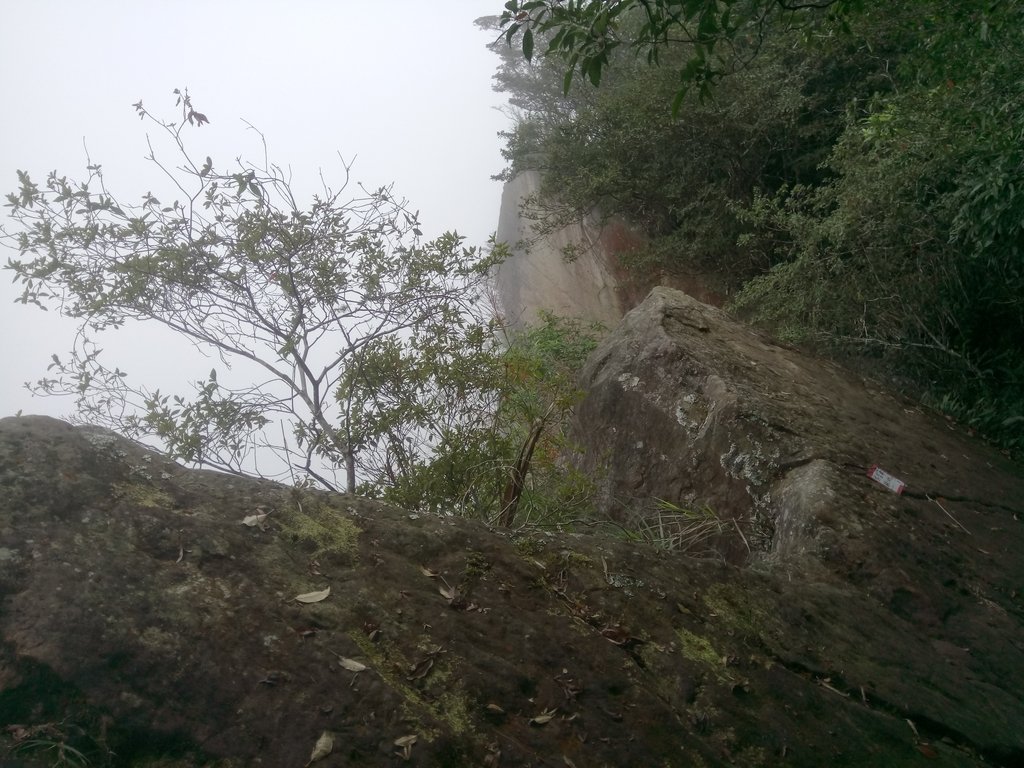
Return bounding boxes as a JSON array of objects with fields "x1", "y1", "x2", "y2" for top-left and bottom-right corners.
[{"x1": 489, "y1": 0, "x2": 1024, "y2": 453}]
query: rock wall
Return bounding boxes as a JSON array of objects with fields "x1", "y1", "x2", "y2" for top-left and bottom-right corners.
[
  {"x1": 492, "y1": 170, "x2": 728, "y2": 330},
  {"x1": 493, "y1": 170, "x2": 636, "y2": 330}
]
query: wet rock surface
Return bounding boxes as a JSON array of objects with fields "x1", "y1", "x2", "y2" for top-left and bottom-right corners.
[{"x1": 1, "y1": 291, "x2": 1023, "y2": 767}]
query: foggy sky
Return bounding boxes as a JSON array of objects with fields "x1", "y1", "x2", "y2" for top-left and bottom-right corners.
[{"x1": 0, "y1": 1, "x2": 509, "y2": 421}]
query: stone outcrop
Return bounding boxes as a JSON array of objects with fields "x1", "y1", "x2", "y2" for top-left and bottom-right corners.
[
  {"x1": 2, "y1": 291, "x2": 1023, "y2": 766},
  {"x1": 570, "y1": 286, "x2": 1024, "y2": 759},
  {"x1": 572, "y1": 287, "x2": 1023, "y2": 559}
]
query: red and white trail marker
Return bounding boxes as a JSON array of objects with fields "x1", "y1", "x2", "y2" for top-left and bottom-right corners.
[{"x1": 867, "y1": 464, "x2": 906, "y2": 495}]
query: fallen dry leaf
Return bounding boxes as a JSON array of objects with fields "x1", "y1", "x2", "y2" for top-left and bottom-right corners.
[
  {"x1": 407, "y1": 657, "x2": 434, "y2": 681},
  {"x1": 258, "y1": 670, "x2": 287, "y2": 686},
  {"x1": 420, "y1": 565, "x2": 439, "y2": 578},
  {"x1": 305, "y1": 730, "x2": 333, "y2": 766},
  {"x1": 530, "y1": 707, "x2": 558, "y2": 726},
  {"x1": 916, "y1": 743, "x2": 939, "y2": 758},
  {"x1": 337, "y1": 657, "x2": 367, "y2": 673},
  {"x1": 295, "y1": 586, "x2": 331, "y2": 604},
  {"x1": 394, "y1": 733, "x2": 417, "y2": 760},
  {"x1": 438, "y1": 584, "x2": 456, "y2": 600},
  {"x1": 601, "y1": 624, "x2": 643, "y2": 647},
  {"x1": 241, "y1": 512, "x2": 269, "y2": 527}
]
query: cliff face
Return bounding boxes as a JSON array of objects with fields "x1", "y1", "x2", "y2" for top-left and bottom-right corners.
[
  {"x1": 493, "y1": 170, "x2": 634, "y2": 329},
  {"x1": 2, "y1": 287, "x2": 1024, "y2": 766},
  {"x1": 493, "y1": 171, "x2": 728, "y2": 329}
]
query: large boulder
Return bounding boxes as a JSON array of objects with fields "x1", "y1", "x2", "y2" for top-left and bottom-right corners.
[
  {"x1": 1, "y1": 306, "x2": 1023, "y2": 768},
  {"x1": 574, "y1": 287, "x2": 1022, "y2": 560},
  {"x1": 570, "y1": 286, "x2": 1024, "y2": 760}
]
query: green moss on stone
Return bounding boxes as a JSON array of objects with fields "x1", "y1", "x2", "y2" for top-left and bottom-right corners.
[
  {"x1": 463, "y1": 551, "x2": 492, "y2": 580},
  {"x1": 703, "y1": 582, "x2": 778, "y2": 640},
  {"x1": 113, "y1": 481, "x2": 174, "y2": 509},
  {"x1": 347, "y1": 631, "x2": 481, "y2": 745},
  {"x1": 559, "y1": 550, "x2": 595, "y2": 568},
  {"x1": 675, "y1": 627, "x2": 723, "y2": 669},
  {"x1": 513, "y1": 535, "x2": 546, "y2": 557},
  {"x1": 277, "y1": 493, "x2": 361, "y2": 562}
]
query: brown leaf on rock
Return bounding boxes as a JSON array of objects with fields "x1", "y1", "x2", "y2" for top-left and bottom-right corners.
[
  {"x1": 363, "y1": 621, "x2": 381, "y2": 642},
  {"x1": 555, "y1": 672, "x2": 582, "y2": 701},
  {"x1": 600, "y1": 625, "x2": 624, "y2": 643},
  {"x1": 407, "y1": 645, "x2": 446, "y2": 682},
  {"x1": 258, "y1": 670, "x2": 288, "y2": 686},
  {"x1": 916, "y1": 743, "x2": 939, "y2": 758},
  {"x1": 407, "y1": 656, "x2": 434, "y2": 681},
  {"x1": 601, "y1": 624, "x2": 643, "y2": 647}
]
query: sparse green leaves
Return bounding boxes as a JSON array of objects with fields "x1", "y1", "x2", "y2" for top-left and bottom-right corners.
[{"x1": 1, "y1": 91, "x2": 501, "y2": 489}]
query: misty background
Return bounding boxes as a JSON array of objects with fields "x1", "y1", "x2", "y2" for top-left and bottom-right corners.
[{"x1": 0, "y1": 1, "x2": 509, "y2": 422}]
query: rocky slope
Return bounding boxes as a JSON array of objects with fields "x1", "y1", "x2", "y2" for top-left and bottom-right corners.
[{"x1": 0, "y1": 291, "x2": 1022, "y2": 767}]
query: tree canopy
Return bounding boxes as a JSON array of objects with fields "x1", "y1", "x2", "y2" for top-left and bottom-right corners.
[{"x1": 498, "y1": 0, "x2": 858, "y2": 108}]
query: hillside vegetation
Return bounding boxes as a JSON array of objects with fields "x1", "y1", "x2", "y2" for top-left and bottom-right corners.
[{"x1": 485, "y1": 0, "x2": 1024, "y2": 454}]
